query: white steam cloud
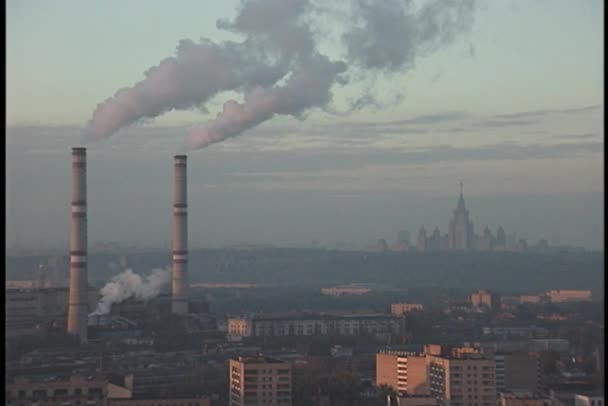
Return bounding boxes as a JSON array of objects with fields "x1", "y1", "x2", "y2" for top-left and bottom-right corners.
[
  {"x1": 87, "y1": 0, "x2": 476, "y2": 150},
  {"x1": 90, "y1": 268, "x2": 170, "y2": 316}
]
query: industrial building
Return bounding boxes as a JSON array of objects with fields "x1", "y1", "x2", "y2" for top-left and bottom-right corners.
[{"x1": 6, "y1": 287, "x2": 99, "y2": 338}]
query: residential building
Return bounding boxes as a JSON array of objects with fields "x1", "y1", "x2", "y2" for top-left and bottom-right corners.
[
  {"x1": 499, "y1": 392, "x2": 551, "y2": 406},
  {"x1": 388, "y1": 394, "x2": 440, "y2": 406},
  {"x1": 574, "y1": 394, "x2": 604, "y2": 406},
  {"x1": 228, "y1": 314, "x2": 404, "y2": 338},
  {"x1": 545, "y1": 290, "x2": 592, "y2": 303},
  {"x1": 321, "y1": 284, "x2": 372, "y2": 296},
  {"x1": 6, "y1": 374, "x2": 108, "y2": 406},
  {"x1": 495, "y1": 353, "x2": 541, "y2": 394},
  {"x1": 107, "y1": 397, "x2": 210, "y2": 406},
  {"x1": 471, "y1": 290, "x2": 501, "y2": 310},
  {"x1": 427, "y1": 347, "x2": 497, "y2": 406},
  {"x1": 376, "y1": 350, "x2": 428, "y2": 394},
  {"x1": 391, "y1": 304, "x2": 424, "y2": 316},
  {"x1": 229, "y1": 356, "x2": 292, "y2": 406}
]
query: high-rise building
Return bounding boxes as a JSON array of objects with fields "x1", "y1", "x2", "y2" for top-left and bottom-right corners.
[
  {"x1": 376, "y1": 350, "x2": 428, "y2": 394},
  {"x1": 427, "y1": 349, "x2": 496, "y2": 406},
  {"x1": 495, "y1": 226, "x2": 507, "y2": 250},
  {"x1": 229, "y1": 357, "x2": 292, "y2": 406},
  {"x1": 495, "y1": 352, "x2": 541, "y2": 394},
  {"x1": 448, "y1": 183, "x2": 474, "y2": 250},
  {"x1": 376, "y1": 346, "x2": 497, "y2": 406},
  {"x1": 417, "y1": 226, "x2": 428, "y2": 251}
]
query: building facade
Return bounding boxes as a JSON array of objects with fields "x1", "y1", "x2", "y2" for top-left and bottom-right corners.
[
  {"x1": 495, "y1": 353, "x2": 541, "y2": 394},
  {"x1": 376, "y1": 351, "x2": 429, "y2": 394},
  {"x1": 228, "y1": 314, "x2": 404, "y2": 338},
  {"x1": 229, "y1": 357, "x2": 292, "y2": 406},
  {"x1": 6, "y1": 374, "x2": 108, "y2": 406}
]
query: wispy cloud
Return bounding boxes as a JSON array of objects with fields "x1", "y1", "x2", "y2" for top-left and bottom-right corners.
[
  {"x1": 552, "y1": 133, "x2": 600, "y2": 140},
  {"x1": 491, "y1": 104, "x2": 602, "y2": 120}
]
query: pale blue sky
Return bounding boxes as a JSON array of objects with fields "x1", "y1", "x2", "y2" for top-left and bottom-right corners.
[
  {"x1": 7, "y1": 0, "x2": 603, "y2": 125},
  {"x1": 6, "y1": 0, "x2": 604, "y2": 250}
]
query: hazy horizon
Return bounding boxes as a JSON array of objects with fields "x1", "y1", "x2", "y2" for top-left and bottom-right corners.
[{"x1": 6, "y1": 0, "x2": 604, "y2": 251}]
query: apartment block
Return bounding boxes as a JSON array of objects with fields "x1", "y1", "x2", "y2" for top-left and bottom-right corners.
[
  {"x1": 391, "y1": 303, "x2": 425, "y2": 316},
  {"x1": 471, "y1": 290, "x2": 501, "y2": 310},
  {"x1": 229, "y1": 357, "x2": 292, "y2": 406},
  {"x1": 6, "y1": 374, "x2": 108, "y2": 406},
  {"x1": 499, "y1": 393, "x2": 551, "y2": 406},
  {"x1": 228, "y1": 314, "x2": 403, "y2": 338},
  {"x1": 376, "y1": 350, "x2": 428, "y2": 394},
  {"x1": 545, "y1": 290, "x2": 592, "y2": 303},
  {"x1": 427, "y1": 350, "x2": 497, "y2": 406},
  {"x1": 495, "y1": 353, "x2": 540, "y2": 394}
]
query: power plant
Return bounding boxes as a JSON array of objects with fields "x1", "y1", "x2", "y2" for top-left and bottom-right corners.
[
  {"x1": 172, "y1": 155, "x2": 189, "y2": 315},
  {"x1": 62, "y1": 149, "x2": 203, "y2": 344},
  {"x1": 67, "y1": 147, "x2": 88, "y2": 343}
]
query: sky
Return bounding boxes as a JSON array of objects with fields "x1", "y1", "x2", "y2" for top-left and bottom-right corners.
[{"x1": 6, "y1": 0, "x2": 604, "y2": 251}]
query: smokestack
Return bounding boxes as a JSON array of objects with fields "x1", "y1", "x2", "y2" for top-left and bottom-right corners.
[
  {"x1": 172, "y1": 155, "x2": 188, "y2": 315},
  {"x1": 67, "y1": 147, "x2": 88, "y2": 343}
]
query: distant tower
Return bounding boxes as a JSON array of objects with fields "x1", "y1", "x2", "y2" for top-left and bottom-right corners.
[
  {"x1": 479, "y1": 226, "x2": 494, "y2": 251},
  {"x1": 416, "y1": 226, "x2": 428, "y2": 251},
  {"x1": 430, "y1": 227, "x2": 441, "y2": 251},
  {"x1": 495, "y1": 226, "x2": 506, "y2": 248},
  {"x1": 448, "y1": 182, "x2": 473, "y2": 250}
]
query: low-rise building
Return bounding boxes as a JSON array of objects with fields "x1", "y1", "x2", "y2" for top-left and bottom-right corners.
[
  {"x1": 387, "y1": 394, "x2": 439, "y2": 406},
  {"x1": 321, "y1": 284, "x2": 372, "y2": 296},
  {"x1": 391, "y1": 304, "x2": 424, "y2": 316},
  {"x1": 499, "y1": 392, "x2": 551, "y2": 406},
  {"x1": 228, "y1": 314, "x2": 404, "y2": 338},
  {"x1": 545, "y1": 290, "x2": 592, "y2": 303},
  {"x1": 471, "y1": 290, "x2": 501, "y2": 310},
  {"x1": 6, "y1": 374, "x2": 108, "y2": 406},
  {"x1": 574, "y1": 394, "x2": 604, "y2": 406}
]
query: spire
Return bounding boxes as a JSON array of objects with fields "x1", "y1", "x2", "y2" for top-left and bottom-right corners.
[{"x1": 457, "y1": 181, "x2": 466, "y2": 210}]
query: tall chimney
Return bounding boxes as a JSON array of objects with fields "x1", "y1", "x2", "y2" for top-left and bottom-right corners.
[
  {"x1": 172, "y1": 155, "x2": 188, "y2": 315},
  {"x1": 67, "y1": 147, "x2": 88, "y2": 343}
]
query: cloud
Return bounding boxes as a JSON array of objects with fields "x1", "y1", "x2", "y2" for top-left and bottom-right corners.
[
  {"x1": 479, "y1": 119, "x2": 538, "y2": 128},
  {"x1": 491, "y1": 104, "x2": 602, "y2": 120},
  {"x1": 552, "y1": 133, "x2": 600, "y2": 140}
]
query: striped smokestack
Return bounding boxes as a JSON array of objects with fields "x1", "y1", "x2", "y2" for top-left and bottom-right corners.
[
  {"x1": 67, "y1": 147, "x2": 88, "y2": 343},
  {"x1": 172, "y1": 155, "x2": 188, "y2": 315}
]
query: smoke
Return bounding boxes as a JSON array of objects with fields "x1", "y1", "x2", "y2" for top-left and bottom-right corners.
[
  {"x1": 87, "y1": 0, "x2": 476, "y2": 149},
  {"x1": 90, "y1": 268, "x2": 170, "y2": 316}
]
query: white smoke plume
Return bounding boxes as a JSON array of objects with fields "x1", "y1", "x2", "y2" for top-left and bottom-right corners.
[
  {"x1": 87, "y1": 0, "x2": 476, "y2": 149},
  {"x1": 90, "y1": 268, "x2": 170, "y2": 316}
]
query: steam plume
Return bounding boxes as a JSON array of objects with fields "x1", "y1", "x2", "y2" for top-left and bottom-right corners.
[
  {"x1": 87, "y1": 0, "x2": 476, "y2": 149},
  {"x1": 90, "y1": 268, "x2": 170, "y2": 316}
]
